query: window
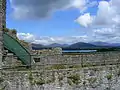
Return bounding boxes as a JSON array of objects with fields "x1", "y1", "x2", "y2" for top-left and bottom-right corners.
[{"x1": 34, "y1": 58, "x2": 40, "y2": 62}]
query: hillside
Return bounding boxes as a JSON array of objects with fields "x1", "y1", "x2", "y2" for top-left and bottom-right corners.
[
  {"x1": 47, "y1": 43, "x2": 69, "y2": 48},
  {"x1": 68, "y1": 42, "x2": 98, "y2": 49}
]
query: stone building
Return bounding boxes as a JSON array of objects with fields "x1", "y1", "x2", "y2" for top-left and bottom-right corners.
[
  {"x1": 0, "y1": 0, "x2": 6, "y2": 28},
  {"x1": 0, "y1": 0, "x2": 6, "y2": 69}
]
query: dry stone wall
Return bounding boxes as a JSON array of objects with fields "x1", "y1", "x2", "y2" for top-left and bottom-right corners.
[
  {"x1": 1, "y1": 48, "x2": 120, "y2": 90},
  {"x1": 1, "y1": 65, "x2": 120, "y2": 90},
  {"x1": 34, "y1": 51, "x2": 120, "y2": 67}
]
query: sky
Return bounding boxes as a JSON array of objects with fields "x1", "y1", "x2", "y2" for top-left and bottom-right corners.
[{"x1": 6, "y1": 0, "x2": 120, "y2": 45}]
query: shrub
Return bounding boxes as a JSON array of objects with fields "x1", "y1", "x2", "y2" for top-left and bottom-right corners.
[
  {"x1": 87, "y1": 77, "x2": 97, "y2": 84},
  {"x1": 11, "y1": 29, "x2": 17, "y2": 34},
  {"x1": 28, "y1": 72, "x2": 34, "y2": 82},
  {"x1": 46, "y1": 76, "x2": 55, "y2": 84},
  {"x1": 35, "y1": 78, "x2": 45, "y2": 85},
  {"x1": 106, "y1": 74, "x2": 112, "y2": 81},
  {"x1": 67, "y1": 79, "x2": 73, "y2": 86},
  {"x1": 69, "y1": 65, "x2": 81, "y2": 69},
  {"x1": 117, "y1": 69, "x2": 120, "y2": 77},
  {"x1": 0, "y1": 77, "x2": 4, "y2": 83},
  {"x1": 67, "y1": 73, "x2": 80, "y2": 85},
  {"x1": 3, "y1": 28, "x2": 9, "y2": 32},
  {"x1": 51, "y1": 64, "x2": 66, "y2": 69},
  {"x1": 58, "y1": 74, "x2": 64, "y2": 81}
]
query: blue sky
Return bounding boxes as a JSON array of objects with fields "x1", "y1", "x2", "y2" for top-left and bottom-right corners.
[
  {"x1": 7, "y1": 0, "x2": 87, "y2": 36},
  {"x1": 6, "y1": 0, "x2": 120, "y2": 44}
]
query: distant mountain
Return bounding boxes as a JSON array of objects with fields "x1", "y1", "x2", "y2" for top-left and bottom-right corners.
[
  {"x1": 47, "y1": 43, "x2": 69, "y2": 48},
  {"x1": 31, "y1": 42, "x2": 120, "y2": 50},
  {"x1": 32, "y1": 43, "x2": 45, "y2": 50},
  {"x1": 90, "y1": 41, "x2": 110, "y2": 46},
  {"x1": 109, "y1": 43, "x2": 120, "y2": 47},
  {"x1": 90, "y1": 41, "x2": 120, "y2": 47},
  {"x1": 68, "y1": 42, "x2": 98, "y2": 49},
  {"x1": 32, "y1": 43, "x2": 69, "y2": 50}
]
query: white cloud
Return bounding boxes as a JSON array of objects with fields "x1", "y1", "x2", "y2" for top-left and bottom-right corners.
[
  {"x1": 76, "y1": 0, "x2": 119, "y2": 27},
  {"x1": 12, "y1": 0, "x2": 120, "y2": 43},
  {"x1": 94, "y1": 1, "x2": 117, "y2": 26},
  {"x1": 92, "y1": 0, "x2": 120, "y2": 42},
  {"x1": 17, "y1": 33, "x2": 35, "y2": 42},
  {"x1": 94, "y1": 28, "x2": 117, "y2": 38},
  {"x1": 75, "y1": 13, "x2": 93, "y2": 27},
  {"x1": 72, "y1": 0, "x2": 86, "y2": 10},
  {"x1": 17, "y1": 33, "x2": 88, "y2": 45},
  {"x1": 92, "y1": 26, "x2": 120, "y2": 43},
  {"x1": 74, "y1": 0, "x2": 120, "y2": 43}
]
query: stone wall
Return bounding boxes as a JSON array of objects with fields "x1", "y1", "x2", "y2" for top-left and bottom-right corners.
[
  {"x1": 1, "y1": 48, "x2": 120, "y2": 90},
  {"x1": 33, "y1": 47, "x2": 62, "y2": 56},
  {"x1": 34, "y1": 51, "x2": 120, "y2": 67},
  {"x1": 1, "y1": 64, "x2": 120, "y2": 90}
]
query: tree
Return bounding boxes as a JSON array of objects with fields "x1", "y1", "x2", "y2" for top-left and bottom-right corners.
[
  {"x1": 11, "y1": 29, "x2": 17, "y2": 34},
  {"x1": 3, "y1": 28, "x2": 9, "y2": 32}
]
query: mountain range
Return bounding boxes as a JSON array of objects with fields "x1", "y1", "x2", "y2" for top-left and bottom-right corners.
[{"x1": 32, "y1": 41, "x2": 120, "y2": 50}]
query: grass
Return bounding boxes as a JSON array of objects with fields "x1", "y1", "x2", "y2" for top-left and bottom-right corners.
[
  {"x1": 28, "y1": 71, "x2": 34, "y2": 84},
  {"x1": 67, "y1": 73, "x2": 81, "y2": 85},
  {"x1": 46, "y1": 64, "x2": 66, "y2": 70},
  {"x1": 35, "y1": 78, "x2": 45, "y2": 85},
  {"x1": 0, "y1": 77, "x2": 4, "y2": 84},
  {"x1": 106, "y1": 74, "x2": 112, "y2": 81},
  {"x1": 68, "y1": 65, "x2": 81, "y2": 69},
  {"x1": 117, "y1": 69, "x2": 120, "y2": 76},
  {"x1": 58, "y1": 74, "x2": 64, "y2": 81},
  {"x1": 87, "y1": 77, "x2": 97, "y2": 84},
  {"x1": 46, "y1": 76, "x2": 55, "y2": 84}
]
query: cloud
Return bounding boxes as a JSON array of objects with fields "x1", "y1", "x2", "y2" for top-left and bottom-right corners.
[
  {"x1": 93, "y1": 27, "x2": 117, "y2": 38},
  {"x1": 17, "y1": 33, "x2": 88, "y2": 45},
  {"x1": 74, "y1": 0, "x2": 120, "y2": 43},
  {"x1": 92, "y1": 26, "x2": 120, "y2": 42},
  {"x1": 93, "y1": 1, "x2": 117, "y2": 26},
  {"x1": 10, "y1": 0, "x2": 98, "y2": 19},
  {"x1": 12, "y1": 0, "x2": 120, "y2": 43},
  {"x1": 10, "y1": 0, "x2": 88, "y2": 19},
  {"x1": 92, "y1": 0, "x2": 120, "y2": 42},
  {"x1": 17, "y1": 30, "x2": 120, "y2": 44},
  {"x1": 76, "y1": 0, "x2": 120, "y2": 27},
  {"x1": 17, "y1": 33, "x2": 35, "y2": 42},
  {"x1": 75, "y1": 13, "x2": 93, "y2": 27}
]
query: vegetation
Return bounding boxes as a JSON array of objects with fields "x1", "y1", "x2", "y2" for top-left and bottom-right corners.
[
  {"x1": 2, "y1": 28, "x2": 30, "y2": 49},
  {"x1": 0, "y1": 77, "x2": 4, "y2": 84},
  {"x1": 3, "y1": 28, "x2": 17, "y2": 34},
  {"x1": 68, "y1": 65, "x2": 81, "y2": 69},
  {"x1": 11, "y1": 29, "x2": 17, "y2": 34},
  {"x1": 3, "y1": 28, "x2": 9, "y2": 32},
  {"x1": 82, "y1": 62, "x2": 95, "y2": 67},
  {"x1": 67, "y1": 73, "x2": 81, "y2": 85},
  {"x1": 47, "y1": 64, "x2": 84, "y2": 70},
  {"x1": 28, "y1": 71, "x2": 34, "y2": 83},
  {"x1": 67, "y1": 79, "x2": 73, "y2": 86},
  {"x1": 117, "y1": 69, "x2": 120, "y2": 76},
  {"x1": 106, "y1": 74, "x2": 113, "y2": 81},
  {"x1": 0, "y1": 85, "x2": 6, "y2": 90},
  {"x1": 46, "y1": 77, "x2": 55, "y2": 84},
  {"x1": 35, "y1": 78, "x2": 45, "y2": 85},
  {"x1": 87, "y1": 77, "x2": 97, "y2": 84},
  {"x1": 58, "y1": 74, "x2": 64, "y2": 81},
  {"x1": 19, "y1": 40, "x2": 29, "y2": 49},
  {"x1": 97, "y1": 48, "x2": 120, "y2": 52},
  {"x1": 28, "y1": 71, "x2": 45, "y2": 85},
  {"x1": 46, "y1": 63, "x2": 98, "y2": 70},
  {"x1": 49, "y1": 64, "x2": 66, "y2": 70}
]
